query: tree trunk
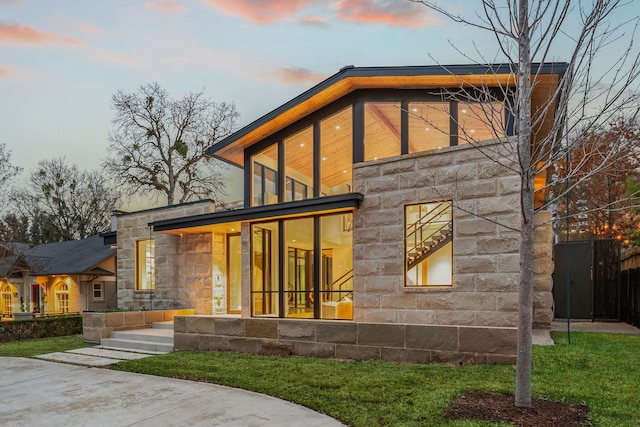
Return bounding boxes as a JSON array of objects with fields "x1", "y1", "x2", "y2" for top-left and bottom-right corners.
[{"x1": 515, "y1": 0, "x2": 533, "y2": 409}]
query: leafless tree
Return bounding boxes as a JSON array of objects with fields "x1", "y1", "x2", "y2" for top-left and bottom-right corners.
[
  {"x1": 105, "y1": 82, "x2": 239, "y2": 206},
  {"x1": 11, "y1": 158, "x2": 121, "y2": 242},
  {"x1": 412, "y1": 0, "x2": 640, "y2": 407},
  {"x1": 0, "y1": 143, "x2": 22, "y2": 208}
]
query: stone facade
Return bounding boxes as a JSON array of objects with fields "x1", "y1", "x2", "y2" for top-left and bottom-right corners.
[
  {"x1": 352, "y1": 138, "x2": 553, "y2": 329},
  {"x1": 116, "y1": 201, "x2": 216, "y2": 313},
  {"x1": 174, "y1": 316, "x2": 517, "y2": 365}
]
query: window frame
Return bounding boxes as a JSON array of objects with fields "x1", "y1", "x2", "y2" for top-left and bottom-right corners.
[
  {"x1": 404, "y1": 200, "x2": 454, "y2": 288},
  {"x1": 135, "y1": 239, "x2": 156, "y2": 291}
]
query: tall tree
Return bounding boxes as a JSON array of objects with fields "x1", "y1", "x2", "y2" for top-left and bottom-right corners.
[
  {"x1": 554, "y1": 118, "x2": 640, "y2": 241},
  {"x1": 413, "y1": 0, "x2": 640, "y2": 407},
  {"x1": 11, "y1": 158, "x2": 121, "y2": 242},
  {"x1": 0, "y1": 143, "x2": 22, "y2": 207},
  {"x1": 104, "y1": 83, "x2": 239, "y2": 206}
]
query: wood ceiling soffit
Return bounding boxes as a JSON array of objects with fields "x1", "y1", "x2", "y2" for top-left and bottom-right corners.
[{"x1": 216, "y1": 73, "x2": 557, "y2": 166}]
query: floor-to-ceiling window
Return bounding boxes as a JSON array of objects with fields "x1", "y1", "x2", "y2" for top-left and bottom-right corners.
[
  {"x1": 227, "y1": 233, "x2": 242, "y2": 314},
  {"x1": 251, "y1": 212, "x2": 353, "y2": 320},
  {"x1": 320, "y1": 106, "x2": 352, "y2": 196},
  {"x1": 284, "y1": 127, "x2": 313, "y2": 202},
  {"x1": 252, "y1": 144, "x2": 279, "y2": 207},
  {"x1": 364, "y1": 102, "x2": 401, "y2": 161},
  {"x1": 285, "y1": 217, "x2": 314, "y2": 318},
  {"x1": 252, "y1": 221, "x2": 279, "y2": 316}
]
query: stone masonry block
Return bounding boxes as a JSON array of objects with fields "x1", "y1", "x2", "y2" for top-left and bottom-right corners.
[
  {"x1": 406, "y1": 324, "x2": 458, "y2": 351},
  {"x1": 198, "y1": 334, "x2": 230, "y2": 351},
  {"x1": 260, "y1": 339, "x2": 295, "y2": 356},
  {"x1": 173, "y1": 316, "x2": 186, "y2": 333},
  {"x1": 294, "y1": 341, "x2": 336, "y2": 358},
  {"x1": 455, "y1": 256, "x2": 497, "y2": 274},
  {"x1": 174, "y1": 332, "x2": 198, "y2": 350},
  {"x1": 358, "y1": 323, "x2": 405, "y2": 347},
  {"x1": 316, "y1": 322, "x2": 357, "y2": 344},
  {"x1": 245, "y1": 319, "x2": 278, "y2": 339},
  {"x1": 359, "y1": 309, "x2": 398, "y2": 323},
  {"x1": 278, "y1": 320, "x2": 316, "y2": 340},
  {"x1": 229, "y1": 337, "x2": 262, "y2": 354},
  {"x1": 381, "y1": 347, "x2": 431, "y2": 364},
  {"x1": 186, "y1": 316, "x2": 215, "y2": 334},
  {"x1": 458, "y1": 326, "x2": 517, "y2": 355},
  {"x1": 335, "y1": 344, "x2": 381, "y2": 361},
  {"x1": 214, "y1": 318, "x2": 245, "y2": 337}
]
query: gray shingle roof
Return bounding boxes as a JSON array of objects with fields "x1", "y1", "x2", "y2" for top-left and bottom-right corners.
[{"x1": 24, "y1": 234, "x2": 116, "y2": 276}]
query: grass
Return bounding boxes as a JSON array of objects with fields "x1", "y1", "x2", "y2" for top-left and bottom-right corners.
[
  {"x1": 0, "y1": 335, "x2": 91, "y2": 357},
  {"x1": 2, "y1": 332, "x2": 638, "y2": 426}
]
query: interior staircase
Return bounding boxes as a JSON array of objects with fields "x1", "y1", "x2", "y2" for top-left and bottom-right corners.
[
  {"x1": 100, "y1": 321, "x2": 174, "y2": 354},
  {"x1": 406, "y1": 202, "x2": 453, "y2": 271}
]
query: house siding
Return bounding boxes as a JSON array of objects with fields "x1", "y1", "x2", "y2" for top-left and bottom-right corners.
[
  {"x1": 352, "y1": 138, "x2": 553, "y2": 329},
  {"x1": 116, "y1": 201, "x2": 216, "y2": 312}
]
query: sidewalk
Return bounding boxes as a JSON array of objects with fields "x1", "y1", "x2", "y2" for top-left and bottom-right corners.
[{"x1": 0, "y1": 357, "x2": 345, "y2": 427}]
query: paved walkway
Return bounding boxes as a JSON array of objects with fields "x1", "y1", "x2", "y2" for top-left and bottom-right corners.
[{"x1": 0, "y1": 357, "x2": 345, "y2": 427}]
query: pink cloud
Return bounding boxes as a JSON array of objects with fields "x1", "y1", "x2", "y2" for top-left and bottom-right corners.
[
  {"x1": 80, "y1": 24, "x2": 104, "y2": 34},
  {"x1": 0, "y1": 22, "x2": 83, "y2": 45},
  {"x1": 262, "y1": 67, "x2": 327, "y2": 84},
  {"x1": 90, "y1": 49, "x2": 137, "y2": 65},
  {"x1": 335, "y1": 0, "x2": 435, "y2": 28},
  {"x1": 0, "y1": 67, "x2": 11, "y2": 77},
  {"x1": 205, "y1": 0, "x2": 320, "y2": 23},
  {"x1": 144, "y1": 0, "x2": 187, "y2": 14}
]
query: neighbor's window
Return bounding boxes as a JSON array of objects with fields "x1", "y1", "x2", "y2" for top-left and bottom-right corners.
[
  {"x1": 136, "y1": 239, "x2": 155, "y2": 290},
  {"x1": 92, "y1": 282, "x2": 104, "y2": 301},
  {"x1": 405, "y1": 201, "x2": 453, "y2": 287}
]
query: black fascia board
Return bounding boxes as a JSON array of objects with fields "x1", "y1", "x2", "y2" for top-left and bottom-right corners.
[
  {"x1": 205, "y1": 62, "x2": 569, "y2": 159},
  {"x1": 100, "y1": 231, "x2": 117, "y2": 246},
  {"x1": 151, "y1": 192, "x2": 365, "y2": 232}
]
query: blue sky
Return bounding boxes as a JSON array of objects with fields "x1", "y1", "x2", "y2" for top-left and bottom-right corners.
[{"x1": 1, "y1": 0, "x2": 638, "y2": 206}]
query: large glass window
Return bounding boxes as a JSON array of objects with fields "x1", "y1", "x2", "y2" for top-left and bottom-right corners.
[
  {"x1": 284, "y1": 127, "x2": 313, "y2": 202},
  {"x1": 285, "y1": 217, "x2": 314, "y2": 318},
  {"x1": 405, "y1": 201, "x2": 453, "y2": 287},
  {"x1": 320, "y1": 107, "x2": 352, "y2": 196},
  {"x1": 364, "y1": 102, "x2": 401, "y2": 161},
  {"x1": 252, "y1": 144, "x2": 279, "y2": 206},
  {"x1": 457, "y1": 101, "x2": 506, "y2": 145},
  {"x1": 320, "y1": 214, "x2": 353, "y2": 320},
  {"x1": 252, "y1": 222, "x2": 279, "y2": 316},
  {"x1": 136, "y1": 239, "x2": 155, "y2": 290},
  {"x1": 408, "y1": 102, "x2": 451, "y2": 153}
]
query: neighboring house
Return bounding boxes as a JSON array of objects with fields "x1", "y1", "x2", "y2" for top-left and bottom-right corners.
[
  {"x1": 0, "y1": 235, "x2": 117, "y2": 317},
  {"x1": 110, "y1": 63, "x2": 564, "y2": 363}
]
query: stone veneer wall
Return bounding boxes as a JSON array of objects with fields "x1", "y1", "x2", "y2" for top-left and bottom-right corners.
[
  {"x1": 116, "y1": 201, "x2": 216, "y2": 313},
  {"x1": 352, "y1": 139, "x2": 554, "y2": 329},
  {"x1": 174, "y1": 316, "x2": 517, "y2": 365}
]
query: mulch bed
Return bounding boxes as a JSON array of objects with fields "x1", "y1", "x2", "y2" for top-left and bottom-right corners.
[{"x1": 445, "y1": 391, "x2": 592, "y2": 426}]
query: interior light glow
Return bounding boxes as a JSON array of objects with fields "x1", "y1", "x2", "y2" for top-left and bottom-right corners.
[{"x1": 461, "y1": 109, "x2": 467, "y2": 114}]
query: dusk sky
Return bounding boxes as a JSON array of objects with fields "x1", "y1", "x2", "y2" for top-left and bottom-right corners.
[{"x1": 1, "y1": 0, "x2": 638, "y2": 206}]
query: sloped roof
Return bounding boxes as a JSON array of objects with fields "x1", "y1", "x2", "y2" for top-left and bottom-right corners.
[
  {"x1": 0, "y1": 242, "x2": 31, "y2": 277},
  {"x1": 206, "y1": 63, "x2": 568, "y2": 167},
  {"x1": 24, "y1": 234, "x2": 116, "y2": 276}
]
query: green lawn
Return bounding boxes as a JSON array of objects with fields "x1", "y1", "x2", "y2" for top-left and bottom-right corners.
[
  {"x1": 2, "y1": 332, "x2": 638, "y2": 426},
  {"x1": 0, "y1": 335, "x2": 91, "y2": 357}
]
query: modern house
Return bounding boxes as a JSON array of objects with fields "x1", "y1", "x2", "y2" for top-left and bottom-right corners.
[
  {"x1": 0, "y1": 235, "x2": 117, "y2": 318},
  {"x1": 109, "y1": 63, "x2": 565, "y2": 363}
]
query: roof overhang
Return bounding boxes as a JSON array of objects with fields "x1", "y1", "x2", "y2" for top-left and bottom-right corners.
[
  {"x1": 206, "y1": 63, "x2": 568, "y2": 167},
  {"x1": 152, "y1": 192, "x2": 364, "y2": 235}
]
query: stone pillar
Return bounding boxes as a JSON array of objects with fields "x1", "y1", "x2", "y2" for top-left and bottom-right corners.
[{"x1": 533, "y1": 210, "x2": 554, "y2": 328}]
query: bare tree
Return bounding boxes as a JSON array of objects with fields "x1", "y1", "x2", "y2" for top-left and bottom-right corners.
[
  {"x1": 105, "y1": 82, "x2": 239, "y2": 206},
  {"x1": 413, "y1": 0, "x2": 640, "y2": 407},
  {"x1": 0, "y1": 143, "x2": 22, "y2": 208},
  {"x1": 11, "y1": 158, "x2": 121, "y2": 242}
]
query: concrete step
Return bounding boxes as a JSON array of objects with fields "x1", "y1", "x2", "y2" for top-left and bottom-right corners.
[
  {"x1": 100, "y1": 338, "x2": 173, "y2": 354},
  {"x1": 152, "y1": 321, "x2": 174, "y2": 330},
  {"x1": 109, "y1": 328, "x2": 173, "y2": 344},
  {"x1": 100, "y1": 325, "x2": 174, "y2": 354}
]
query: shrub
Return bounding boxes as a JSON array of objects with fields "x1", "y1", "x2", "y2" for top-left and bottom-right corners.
[{"x1": 0, "y1": 315, "x2": 82, "y2": 342}]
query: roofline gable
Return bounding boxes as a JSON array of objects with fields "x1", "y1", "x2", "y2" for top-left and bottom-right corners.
[{"x1": 205, "y1": 62, "x2": 568, "y2": 166}]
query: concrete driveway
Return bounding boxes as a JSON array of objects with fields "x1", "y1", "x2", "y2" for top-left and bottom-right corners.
[{"x1": 0, "y1": 357, "x2": 344, "y2": 427}]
